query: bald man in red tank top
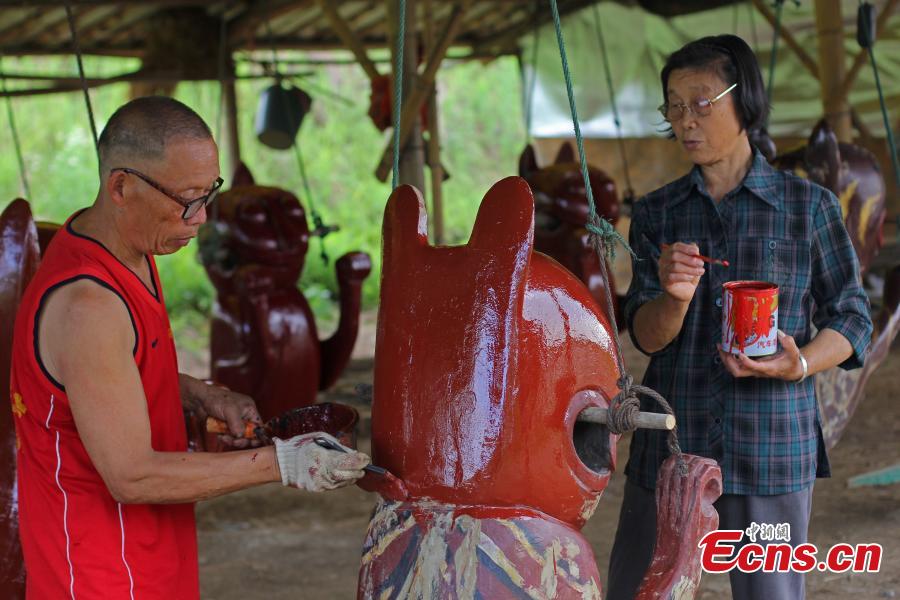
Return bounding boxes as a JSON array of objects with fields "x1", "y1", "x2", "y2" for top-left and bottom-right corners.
[{"x1": 10, "y1": 96, "x2": 370, "y2": 599}]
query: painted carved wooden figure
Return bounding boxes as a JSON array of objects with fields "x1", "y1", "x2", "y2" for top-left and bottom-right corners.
[
  {"x1": 519, "y1": 143, "x2": 626, "y2": 328},
  {"x1": 358, "y1": 179, "x2": 722, "y2": 599},
  {"x1": 198, "y1": 169, "x2": 371, "y2": 421}
]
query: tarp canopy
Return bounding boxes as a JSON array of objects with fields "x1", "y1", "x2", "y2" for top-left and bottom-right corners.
[{"x1": 524, "y1": 0, "x2": 900, "y2": 139}]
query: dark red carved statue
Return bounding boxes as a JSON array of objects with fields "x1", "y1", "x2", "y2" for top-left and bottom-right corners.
[
  {"x1": 519, "y1": 143, "x2": 626, "y2": 328},
  {"x1": 358, "y1": 179, "x2": 721, "y2": 598},
  {"x1": 198, "y1": 169, "x2": 371, "y2": 421},
  {"x1": 1, "y1": 199, "x2": 39, "y2": 599}
]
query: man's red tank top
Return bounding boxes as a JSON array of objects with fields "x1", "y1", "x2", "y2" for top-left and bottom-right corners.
[{"x1": 10, "y1": 211, "x2": 199, "y2": 599}]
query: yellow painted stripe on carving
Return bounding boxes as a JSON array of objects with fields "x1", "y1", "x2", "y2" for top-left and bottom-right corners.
[
  {"x1": 838, "y1": 180, "x2": 859, "y2": 219},
  {"x1": 857, "y1": 193, "x2": 880, "y2": 244},
  {"x1": 360, "y1": 514, "x2": 417, "y2": 566},
  {"x1": 497, "y1": 521, "x2": 544, "y2": 565},
  {"x1": 477, "y1": 532, "x2": 546, "y2": 599}
]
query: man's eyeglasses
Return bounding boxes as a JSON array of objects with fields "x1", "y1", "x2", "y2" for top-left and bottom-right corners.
[
  {"x1": 110, "y1": 167, "x2": 224, "y2": 220},
  {"x1": 658, "y1": 83, "x2": 738, "y2": 123}
]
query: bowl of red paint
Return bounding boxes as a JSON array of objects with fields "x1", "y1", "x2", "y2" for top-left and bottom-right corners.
[{"x1": 721, "y1": 281, "x2": 779, "y2": 357}]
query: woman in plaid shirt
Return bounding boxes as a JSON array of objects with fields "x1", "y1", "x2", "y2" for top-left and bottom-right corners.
[{"x1": 606, "y1": 35, "x2": 872, "y2": 600}]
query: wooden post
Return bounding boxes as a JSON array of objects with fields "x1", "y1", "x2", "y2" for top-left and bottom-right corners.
[
  {"x1": 423, "y1": 0, "x2": 444, "y2": 243},
  {"x1": 814, "y1": 0, "x2": 853, "y2": 143},
  {"x1": 393, "y1": 0, "x2": 426, "y2": 191},
  {"x1": 222, "y1": 77, "x2": 241, "y2": 181}
]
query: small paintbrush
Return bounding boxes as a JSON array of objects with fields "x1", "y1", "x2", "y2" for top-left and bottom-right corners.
[{"x1": 661, "y1": 243, "x2": 730, "y2": 267}]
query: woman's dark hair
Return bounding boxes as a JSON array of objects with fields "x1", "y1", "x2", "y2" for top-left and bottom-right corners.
[{"x1": 660, "y1": 34, "x2": 769, "y2": 136}]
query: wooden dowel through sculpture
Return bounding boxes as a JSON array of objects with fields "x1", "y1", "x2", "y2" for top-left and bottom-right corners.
[{"x1": 577, "y1": 406, "x2": 675, "y2": 430}]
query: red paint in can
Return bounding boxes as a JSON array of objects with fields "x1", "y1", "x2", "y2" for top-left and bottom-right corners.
[{"x1": 721, "y1": 281, "x2": 779, "y2": 357}]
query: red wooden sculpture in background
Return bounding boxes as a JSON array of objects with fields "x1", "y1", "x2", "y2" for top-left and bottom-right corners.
[
  {"x1": 198, "y1": 167, "x2": 371, "y2": 421},
  {"x1": 358, "y1": 179, "x2": 721, "y2": 599},
  {"x1": 0, "y1": 199, "x2": 40, "y2": 599},
  {"x1": 520, "y1": 143, "x2": 626, "y2": 328}
]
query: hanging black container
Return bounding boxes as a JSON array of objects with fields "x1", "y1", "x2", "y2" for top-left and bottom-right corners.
[{"x1": 255, "y1": 83, "x2": 313, "y2": 150}]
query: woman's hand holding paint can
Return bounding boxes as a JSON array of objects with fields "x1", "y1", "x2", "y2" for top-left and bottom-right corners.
[
  {"x1": 717, "y1": 330, "x2": 806, "y2": 381},
  {"x1": 658, "y1": 242, "x2": 707, "y2": 303}
]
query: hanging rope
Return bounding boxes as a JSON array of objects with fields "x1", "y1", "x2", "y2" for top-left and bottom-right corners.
[
  {"x1": 590, "y1": 2, "x2": 635, "y2": 204},
  {"x1": 546, "y1": 1, "x2": 630, "y2": 260},
  {"x1": 64, "y1": 2, "x2": 99, "y2": 159},
  {"x1": 0, "y1": 54, "x2": 31, "y2": 199},
  {"x1": 391, "y1": 0, "x2": 407, "y2": 189},
  {"x1": 265, "y1": 19, "x2": 332, "y2": 263},
  {"x1": 860, "y1": 10, "x2": 900, "y2": 192},
  {"x1": 547, "y1": 0, "x2": 684, "y2": 473}
]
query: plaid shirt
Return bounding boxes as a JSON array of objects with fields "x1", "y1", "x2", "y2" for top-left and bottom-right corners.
[{"x1": 623, "y1": 148, "x2": 873, "y2": 495}]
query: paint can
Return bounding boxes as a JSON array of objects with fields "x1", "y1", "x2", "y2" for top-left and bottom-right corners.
[{"x1": 721, "y1": 281, "x2": 779, "y2": 357}]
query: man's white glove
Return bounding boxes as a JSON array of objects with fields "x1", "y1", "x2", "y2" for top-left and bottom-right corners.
[{"x1": 273, "y1": 432, "x2": 371, "y2": 492}]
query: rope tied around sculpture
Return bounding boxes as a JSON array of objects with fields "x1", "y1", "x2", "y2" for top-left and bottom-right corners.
[
  {"x1": 607, "y1": 374, "x2": 684, "y2": 463},
  {"x1": 548, "y1": 0, "x2": 686, "y2": 475}
]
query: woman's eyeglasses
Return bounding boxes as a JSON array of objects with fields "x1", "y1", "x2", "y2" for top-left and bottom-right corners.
[
  {"x1": 111, "y1": 167, "x2": 224, "y2": 220},
  {"x1": 658, "y1": 83, "x2": 738, "y2": 123}
]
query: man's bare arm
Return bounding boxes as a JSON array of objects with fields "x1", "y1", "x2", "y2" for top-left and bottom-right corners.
[{"x1": 40, "y1": 280, "x2": 279, "y2": 504}]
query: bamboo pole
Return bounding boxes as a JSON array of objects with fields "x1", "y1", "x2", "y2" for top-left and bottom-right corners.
[
  {"x1": 814, "y1": 0, "x2": 853, "y2": 143},
  {"x1": 223, "y1": 77, "x2": 241, "y2": 181}
]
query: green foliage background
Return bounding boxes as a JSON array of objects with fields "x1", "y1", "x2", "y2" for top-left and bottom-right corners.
[{"x1": 0, "y1": 54, "x2": 527, "y2": 349}]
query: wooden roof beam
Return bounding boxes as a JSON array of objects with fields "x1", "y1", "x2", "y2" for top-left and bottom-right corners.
[
  {"x1": 76, "y1": 4, "x2": 160, "y2": 49},
  {"x1": 0, "y1": 44, "x2": 142, "y2": 57},
  {"x1": 16, "y1": 0, "x2": 205, "y2": 6},
  {"x1": 0, "y1": 8, "x2": 68, "y2": 46},
  {"x1": 315, "y1": 0, "x2": 380, "y2": 80},
  {"x1": 34, "y1": 5, "x2": 117, "y2": 47},
  {"x1": 470, "y1": 0, "x2": 597, "y2": 55},
  {"x1": 227, "y1": 0, "x2": 312, "y2": 47}
]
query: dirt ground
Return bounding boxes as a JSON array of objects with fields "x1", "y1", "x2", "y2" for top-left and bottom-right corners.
[{"x1": 182, "y1": 316, "x2": 900, "y2": 599}]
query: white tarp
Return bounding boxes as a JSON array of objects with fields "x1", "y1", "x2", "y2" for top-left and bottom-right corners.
[{"x1": 523, "y1": 1, "x2": 900, "y2": 139}]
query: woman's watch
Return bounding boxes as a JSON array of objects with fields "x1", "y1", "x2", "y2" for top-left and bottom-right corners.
[{"x1": 794, "y1": 353, "x2": 809, "y2": 383}]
